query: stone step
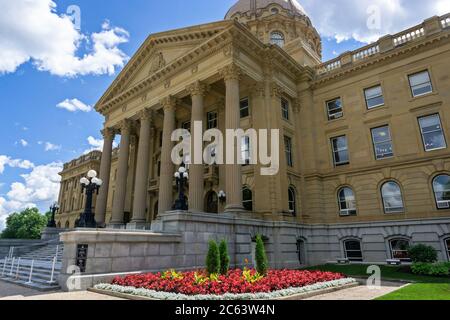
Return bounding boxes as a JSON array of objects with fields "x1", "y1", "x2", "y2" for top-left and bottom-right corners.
[{"x1": 0, "y1": 277, "x2": 60, "y2": 292}]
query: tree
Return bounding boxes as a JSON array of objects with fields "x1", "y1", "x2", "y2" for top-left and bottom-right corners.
[
  {"x1": 1, "y1": 208, "x2": 48, "y2": 239},
  {"x1": 219, "y1": 239, "x2": 230, "y2": 275},
  {"x1": 255, "y1": 234, "x2": 268, "y2": 275},
  {"x1": 206, "y1": 240, "x2": 220, "y2": 275}
]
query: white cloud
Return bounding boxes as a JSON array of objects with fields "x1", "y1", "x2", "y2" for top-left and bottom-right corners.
[
  {"x1": 0, "y1": 162, "x2": 62, "y2": 230},
  {"x1": 44, "y1": 142, "x2": 61, "y2": 152},
  {"x1": 301, "y1": 0, "x2": 450, "y2": 43},
  {"x1": 0, "y1": 0, "x2": 129, "y2": 77},
  {"x1": 83, "y1": 136, "x2": 118, "y2": 154},
  {"x1": 19, "y1": 139, "x2": 28, "y2": 147},
  {"x1": 57, "y1": 98, "x2": 92, "y2": 112},
  {"x1": 0, "y1": 155, "x2": 35, "y2": 174}
]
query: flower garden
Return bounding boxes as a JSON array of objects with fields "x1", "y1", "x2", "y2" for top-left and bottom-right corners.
[{"x1": 94, "y1": 236, "x2": 356, "y2": 300}]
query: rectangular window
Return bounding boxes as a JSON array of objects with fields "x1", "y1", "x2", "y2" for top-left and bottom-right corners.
[
  {"x1": 240, "y1": 98, "x2": 250, "y2": 118},
  {"x1": 326, "y1": 98, "x2": 343, "y2": 120},
  {"x1": 281, "y1": 98, "x2": 290, "y2": 120},
  {"x1": 371, "y1": 126, "x2": 394, "y2": 160},
  {"x1": 409, "y1": 70, "x2": 433, "y2": 97},
  {"x1": 364, "y1": 85, "x2": 384, "y2": 109},
  {"x1": 284, "y1": 136, "x2": 293, "y2": 167},
  {"x1": 331, "y1": 136, "x2": 349, "y2": 166},
  {"x1": 207, "y1": 111, "x2": 218, "y2": 129},
  {"x1": 419, "y1": 114, "x2": 446, "y2": 152},
  {"x1": 241, "y1": 136, "x2": 250, "y2": 165}
]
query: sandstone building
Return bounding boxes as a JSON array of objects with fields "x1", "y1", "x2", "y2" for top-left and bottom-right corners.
[{"x1": 57, "y1": 0, "x2": 450, "y2": 270}]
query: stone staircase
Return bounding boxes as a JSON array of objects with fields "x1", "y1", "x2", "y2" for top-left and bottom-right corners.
[{"x1": 0, "y1": 242, "x2": 63, "y2": 291}]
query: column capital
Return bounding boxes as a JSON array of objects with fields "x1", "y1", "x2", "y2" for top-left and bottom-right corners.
[
  {"x1": 118, "y1": 119, "x2": 132, "y2": 135},
  {"x1": 137, "y1": 108, "x2": 153, "y2": 122},
  {"x1": 186, "y1": 81, "x2": 209, "y2": 97},
  {"x1": 101, "y1": 127, "x2": 115, "y2": 140},
  {"x1": 160, "y1": 96, "x2": 177, "y2": 112},
  {"x1": 219, "y1": 63, "x2": 242, "y2": 82}
]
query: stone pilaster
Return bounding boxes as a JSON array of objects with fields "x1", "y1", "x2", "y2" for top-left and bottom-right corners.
[
  {"x1": 158, "y1": 97, "x2": 177, "y2": 214},
  {"x1": 128, "y1": 109, "x2": 153, "y2": 229},
  {"x1": 220, "y1": 64, "x2": 244, "y2": 212},
  {"x1": 187, "y1": 81, "x2": 209, "y2": 212},
  {"x1": 95, "y1": 127, "x2": 115, "y2": 226},
  {"x1": 109, "y1": 119, "x2": 132, "y2": 227}
]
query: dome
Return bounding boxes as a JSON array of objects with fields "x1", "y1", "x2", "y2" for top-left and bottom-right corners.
[{"x1": 225, "y1": 0, "x2": 307, "y2": 19}]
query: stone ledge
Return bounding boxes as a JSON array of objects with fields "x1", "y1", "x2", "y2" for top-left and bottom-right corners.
[{"x1": 60, "y1": 229, "x2": 182, "y2": 244}]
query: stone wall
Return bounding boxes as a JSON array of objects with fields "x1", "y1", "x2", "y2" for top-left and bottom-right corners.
[{"x1": 58, "y1": 211, "x2": 450, "y2": 291}]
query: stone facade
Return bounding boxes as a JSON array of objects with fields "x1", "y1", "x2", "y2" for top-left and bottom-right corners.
[{"x1": 56, "y1": 1, "x2": 450, "y2": 288}]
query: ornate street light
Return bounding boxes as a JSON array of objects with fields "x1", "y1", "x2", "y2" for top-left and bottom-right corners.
[
  {"x1": 75, "y1": 170, "x2": 102, "y2": 228},
  {"x1": 173, "y1": 166, "x2": 189, "y2": 211},
  {"x1": 47, "y1": 202, "x2": 60, "y2": 228}
]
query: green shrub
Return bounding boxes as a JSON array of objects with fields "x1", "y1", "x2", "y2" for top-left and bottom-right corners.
[
  {"x1": 206, "y1": 240, "x2": 220, "y2": 275},
  {"x1": 407, "y1": 244, "x2": 438, "y2": 263},
  {"x1": 255, "y1": 234, "x2": 268, "y2": 275},
  {"x1": 219, "y1": 239, "x2": 230, "y2": 275},
  {"x1": 411, "y1": 262, "x2": 449, "y2": 277}
]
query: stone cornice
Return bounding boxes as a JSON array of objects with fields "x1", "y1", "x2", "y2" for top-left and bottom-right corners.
[{"x1": 312, "y1": 31, "x2": 450, "y2": 88}]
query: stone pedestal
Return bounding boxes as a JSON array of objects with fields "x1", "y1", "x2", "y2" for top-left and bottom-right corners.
[{"x1": 40, "y1": 227, "x2": 66, "y2": 241}]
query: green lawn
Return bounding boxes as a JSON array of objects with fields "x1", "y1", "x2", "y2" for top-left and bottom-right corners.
[{"x1": 304, "y1": 264, "x2": 450, "y2": 300}]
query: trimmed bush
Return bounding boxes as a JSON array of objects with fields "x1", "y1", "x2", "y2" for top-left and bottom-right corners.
[
  {"x1": 407, "y1": 244, "x2": 438, "y2": 263},
  {"x1": 411, "y1": 262, "x2": 449, "y2": 277},
  {"x1": 255, "y1": 234, "x2": 268, "y2": 275},
  {"x1": 206, "y1": 240, "x2": 220, "y2": 275},
  {"x1": 219, "y1": 239, "x2": 230, "y2": 275}
]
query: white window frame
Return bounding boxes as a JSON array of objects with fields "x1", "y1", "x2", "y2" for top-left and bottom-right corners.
[
  {"x1": 364, "y1": 85, "x2": 385, "y2": 109},
  {"x1": 418, "y1": 114, "x2": 447, "y2": 152},
  {"x1": 409, "y1": 70, "x2": 433, "y2": 98},
  {"x1": 326, "y1": 98, "x2": 343, "y2": 120},
  {"x1": 343, "y1": 239, "x2": 363, "y2": 262},
  {"x1": 433, "y1": 174, "x2": 450, "y2": 210},
  {"x1": 281, "y1": 98, "x2": 290, "y2": 120},
  {"x1": 389, "y1": 238, "x2": 411, "y2": 261},
  {"x1": 371, "y1": 126, "x2": 394, "y2": 160},
  {"x1": 338, "y1": 187, "x2": 357, "y2": 216},
  {"x1": 331, "y1": 136, "x2": 349, "y2": 166},
  {"x1": 381, "y1": 181, "x2": 405, "y2": 214}
]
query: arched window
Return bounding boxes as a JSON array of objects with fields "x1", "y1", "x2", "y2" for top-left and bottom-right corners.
[
  {"x1": 338, "y1": 187, "x2": 357, "y2": 216},
  {"x1": 433, "y1": 174, "x2": 450, "y2": 209},
  {"x1": 65, "y1": 221, "x2": 70, "y2": 229},
  {"x1": 270, "y1": 31, "x2": 285, "y2": 47},
  {"x1": 389, "y1": 238, "x2": 411, "y2": 261},
  {"x1": 343, "y1": 239, "x2": 363, "y2": 262},
  {"x1": 288, "y1": 186, "x2": 297, "y2": 216},
  {"x1": 205, "y1": 191, "x2": 218, "y2": 214},
  {"x1": 381, "y1": 181, "x2": 404, "y2": 213},
  {"x1": 242, "y1": 186, "x2": 253, "y2": 211}
]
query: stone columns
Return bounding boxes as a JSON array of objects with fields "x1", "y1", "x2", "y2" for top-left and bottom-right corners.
[
  {"x1": 220, "y1": 64, "x2": 244, "y2": 211},
  {"x1": 110, "y1": 119, "x2": 132, "y2": 227},
  {"x1": 95, "y1": 127, "x2": 115, "y2": 226},
  {"x1": 187, "y1": 81, "x2": 209, "y2": 212},
  {"x1": 129, "y1": 109, "x2": 153, "y2": 229},
  {"x1": 158, "y1": 97, "x2": 177, "y2": 214}
]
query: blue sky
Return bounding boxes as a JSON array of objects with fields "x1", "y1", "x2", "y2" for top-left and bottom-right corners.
[{"x1": 0, "y1": 0, "x2": 448, "y2": 229}]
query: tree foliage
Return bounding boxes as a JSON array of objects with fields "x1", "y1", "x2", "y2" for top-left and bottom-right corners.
[
  {"x1": 255, "y1": 234, "x2": 268, "y2": 275},
  {"x1": 1, "y1": 208, "x2": 48, "y2": 239},
  {"x1": 206, "y1": 240, "x2": 220, "y2": 275},
  {"x1": 408, "y1": 244, "x2": 438, "y2": 263},
  {"x1": 219, "y1": 239, "x2": 230, "y2": 275}
]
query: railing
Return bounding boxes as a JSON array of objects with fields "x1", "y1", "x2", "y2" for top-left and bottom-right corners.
[{"x1": 316, "y1": 14, "x2": 449, "y2": 77}]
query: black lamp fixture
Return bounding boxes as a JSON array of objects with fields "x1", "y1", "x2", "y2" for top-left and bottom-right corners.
[
  {"x1": 173, "y1": 166, "x2": 189, "y2": 211},
  {"x1": 47, "y1": 202, "x2": 60, "y2": 228},
  {"x1": 75, "y1": 170, "x2": 102, "y2": 228}
]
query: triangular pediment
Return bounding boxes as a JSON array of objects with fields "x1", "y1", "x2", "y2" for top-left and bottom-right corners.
[{"x1": 96, "y1": 20, "x2": 233, "y2": 108}]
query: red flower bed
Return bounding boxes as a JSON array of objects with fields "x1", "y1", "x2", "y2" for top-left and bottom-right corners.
[{"x1": 111, "y1": 269, "x2": 345, "y2": 296}]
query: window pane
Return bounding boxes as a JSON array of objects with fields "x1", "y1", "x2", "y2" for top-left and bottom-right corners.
[
  {"x1": 433, "y1": 175, "x2": 450, "y2": 209},
  {"x1": 270, "y1": 31, "x2": 285, "y2": 47},
  {"x1": 390, "y1": 239, "x2": 410, "y2": 260},
  {"x1": 382, "y1": 182, "x2": 404, "y2": 213},
  {"x1": 419, "y1": 115, "x2": 446, "y2": 151},
  {"x1": 344, "y1": 241, "x2": 362, "y2": 261},
  {"x1": 242, "y1": 188, "x2": 253, "y2": 211},
  {"x1": 240, "y1": 98, "x2": 249, "y2": 118},
  {"x1": 285, "y1": 136, "x2": 293, "y2": 167},
  {"x1": 332, "y1": 136, "x2": 349, "y2": 165},
  {"x1": 338, "y1": 188, "x2": 356, "y2": 215},
  {"x1": 281, "y1": 98, "x2": 289, "y2": 120},
  {"x1": 409, "y1": 71, "x2": 432, "y2": 96},
  {"x1": 327, "y1": 98, "x2": 343, "y2": 120},
  {"x1": 365, "y1": 86, "x2": 385, "y2": 109}
]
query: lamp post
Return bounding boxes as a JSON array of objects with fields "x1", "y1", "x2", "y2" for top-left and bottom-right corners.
[
  {"x1": 218, "y1": 190, "x2": 226, "y2": 204},
  {"x1": 173, "y1": 166, "x2": 189, "y2": 211},
  {"x1": 47, "y1": 202, "x2": 59, "y2": 228},
  {"x1": 76, "y1": 170, "x2": 102, "y2": 228}
]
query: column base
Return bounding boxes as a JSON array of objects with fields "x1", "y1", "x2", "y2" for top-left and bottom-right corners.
[
  {"x1": 126, "y1": 221, "x2": 152, "y2": 230},
  {"x1": 224, "y1": 204, "x2": 245, "y2": 213},
  {"x1": 106, "y1": 223, "x2": 126, "y2": 229}
]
